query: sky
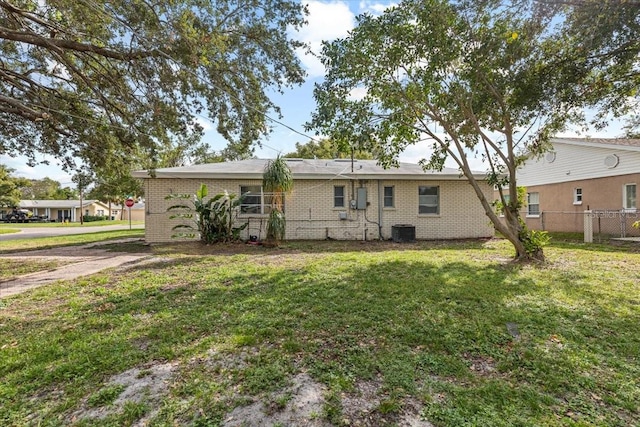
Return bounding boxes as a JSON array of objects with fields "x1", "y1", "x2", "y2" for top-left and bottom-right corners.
[{"x1": 0, "y1": 0, "x2": 629, "y2": 187}]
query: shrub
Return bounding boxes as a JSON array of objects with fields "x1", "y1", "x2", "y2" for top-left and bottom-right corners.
[{"x1": 166, "y1": 184, "x2": 247, "y2": 244}]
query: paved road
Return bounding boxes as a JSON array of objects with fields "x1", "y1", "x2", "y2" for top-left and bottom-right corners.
[{"x1": 0, "y1": 224, "x2": 145, "y2": 241}]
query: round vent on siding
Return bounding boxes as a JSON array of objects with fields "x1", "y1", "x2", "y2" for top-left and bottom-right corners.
[
  {"x1": 544, "y1": 152, "x2": 556, "y2": 163},
  {"x1": 604, "y1": 154, "x2": 619, "y2": 168}
]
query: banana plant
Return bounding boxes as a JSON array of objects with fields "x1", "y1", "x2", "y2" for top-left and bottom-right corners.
[{"x1": 166, "y1": 183, "x2": 247, "y2": 244}]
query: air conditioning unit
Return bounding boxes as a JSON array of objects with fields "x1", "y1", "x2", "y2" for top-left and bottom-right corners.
[{"x1": 392, "y1": 224, "x2": 415, "y2": 243}]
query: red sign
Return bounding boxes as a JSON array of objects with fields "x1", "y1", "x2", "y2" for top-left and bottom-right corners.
[{"x1": 125, "y1": 198, "x2": 135, "y2": 208}]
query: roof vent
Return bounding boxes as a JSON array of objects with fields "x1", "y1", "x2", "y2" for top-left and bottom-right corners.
[
  {"x1": 604, "y1": 154, "x2": 619, "y2": 168},
  {"x1": 544, "y1": 152, "x2": 556, "y2": 163}
]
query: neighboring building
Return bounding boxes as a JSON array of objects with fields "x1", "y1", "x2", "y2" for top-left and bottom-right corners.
[
  {"x1": 111, "y1": 202, "x2": 146, "y2": 222},
  {"x1": 132, "y1": 158, "x2": 495, "y2": 243},
  {"x1": 1, "y1": 199, "x2": 111, "y2": 222},
  {"x1": 517, "y1": 137, "x2": 639, "y2": 236}
]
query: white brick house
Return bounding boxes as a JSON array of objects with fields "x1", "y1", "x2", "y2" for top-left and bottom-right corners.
[{"x1": 132, "y1": 159, "x2": 494, "y2": 243}]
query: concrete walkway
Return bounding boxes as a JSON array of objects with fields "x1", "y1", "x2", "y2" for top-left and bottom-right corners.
[{"x1": 0, "y1": 239, "x2": 152, "y2": 298}]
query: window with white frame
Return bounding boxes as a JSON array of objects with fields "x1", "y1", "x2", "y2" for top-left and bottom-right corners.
[
  {"x1": 97, "y1": 209, "x2": 104, "y2": 216},
  {"x1": 383, "y1": 186, "x2": 394, "y2": 208},
  {"x1": 419, "y1": 186, "x2": 439, "y2": 215},
  {"x1": 334, "y1": 186, "x2": 345, "y2": 208},
  {"x1": 527, "y1": 192, "x2": 540, "y2": 216},
  {"x1": 240, "y1": 185, "x2": 273, "y2": 214},
  {"x1": 573, "y1": 188, "x2": 583, "y2": 205},
  {"x1": 623, "y1": 184, "x2": 636, "y2": 210}
]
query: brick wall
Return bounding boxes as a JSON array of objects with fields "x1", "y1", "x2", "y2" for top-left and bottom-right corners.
[{"x1": 142, "y1": 177, "x2": 494, "y2": 243}]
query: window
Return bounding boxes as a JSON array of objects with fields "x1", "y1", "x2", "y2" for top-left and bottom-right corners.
[
  {"x1": 97, "y1": 209, "x2": 104, "y2": 216},
  {"x1": 623, "y1": 184, "x2": 636, "y2": 210},
  {"x1": 383, "y1": 186, "x2": 394, "y2": 208},
  {"x1": 573, "y1": 188, "x2": 583, "y2": 205},
  {"x1": 527, "y1": 192, "x2": 540, "y2": 216},
  {"x1": 419, "y1": 186, "x2": 439, "y2": 215},
  {"x1": 240, "y1": 185, "x2": 273, "y2": 214},
  {"x1": 334, "y1": 186, "x2": 345, "y2": 208}
]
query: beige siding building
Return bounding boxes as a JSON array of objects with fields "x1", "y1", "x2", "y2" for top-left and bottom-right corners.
[
  {"x1": 134, "y1": 159, "x2": 494, "y2": 244},
  {"x1": 517, "y1": 138, "x2": 639, "y2": 235},
  {"x1": 14, "y1": 199, "x2": 111, "y2": 222}
]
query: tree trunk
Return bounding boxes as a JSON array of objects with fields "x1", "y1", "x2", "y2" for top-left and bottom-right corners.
[{"x1": 462, "y1": 173, "x2": 545, "y2": 262}]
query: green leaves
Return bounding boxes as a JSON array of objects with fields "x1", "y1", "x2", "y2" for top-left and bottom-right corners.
[
  {"x1": 167, "y1": 184, "x2": 247, "y2": 244},
  {"x1": 0, "y1": 0, "x2": 306, "y2": 171},
  {"x1": 262, "y1": 156, "x2": 293, "y2": 245}
]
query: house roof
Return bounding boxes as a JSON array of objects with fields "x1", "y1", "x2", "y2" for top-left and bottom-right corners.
[
  {"x1": 551, "y1": 137, "x2": 640, "y2": 151},
  {"x1": 112, "y1": 202, "x2": 145, "y2": 210},
  {"x1": 132, "y1": 159, "x2": 486, "y2": 181},
  {"x1": 19, "y1": 199, "x2": 107, "y2": 209}
]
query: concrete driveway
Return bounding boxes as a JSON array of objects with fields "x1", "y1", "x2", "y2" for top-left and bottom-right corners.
[{"x1": 0, "y1": 224, "x2": 145, "y2": 241}]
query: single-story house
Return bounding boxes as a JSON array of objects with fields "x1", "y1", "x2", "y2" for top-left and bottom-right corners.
[
  {"x1": 111, "y1": 202, "x2": 146, "y2": 222},
  {"x1": 132, "y1": 158, "x2": 494, "y2": 243},
  {"x1": 2, "y1": 199, "x2": 111, "y2": 222},
  {"x1": 516, "y1": 137, "x2": 639, "y2": 236}
]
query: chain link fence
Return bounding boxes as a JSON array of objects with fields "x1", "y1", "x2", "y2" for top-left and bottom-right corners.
[
  {"x1": 589, "y1": 210, "x2": 640, "y2": 242},
  {"x1": 523, "y1": 209, "x2": 640, "y2": 242}
]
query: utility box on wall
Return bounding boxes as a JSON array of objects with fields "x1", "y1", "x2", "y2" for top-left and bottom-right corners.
[
  {"x1": 392, "y1": 224, "x2": 416, "y2": 243},
  {"x1": 356, "y1": 187, "x2": 367, "y2": 210}
]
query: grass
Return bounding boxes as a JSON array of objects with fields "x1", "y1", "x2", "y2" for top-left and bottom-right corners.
[
  {"x1": 0, "y1": 258, "x2": 68, "y2": 280},
  {"x1": 0, "y1": 229, "x2": 145, "y2": 254},
  {"x1": 0, "y1": 237, "x2": 639, "y2": 426},
  {"x1": 0, "y1": 228, "x2": 20, "y2": 235},
  {"x1": 0, "y1": 220, "x2": 144, "y2": 228}
]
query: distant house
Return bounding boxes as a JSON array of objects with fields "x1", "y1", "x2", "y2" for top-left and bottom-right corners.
[
  {"x1": 10, "y1": 199, "x2": 111, "y2": 222},
  {"x1": 132, "y1": 158, "x2": 495, "y2": 243},
  {"x1": 111, "y1": 202, "x2": 145, "y2": 222},
  {"x1": 517, "y1": 137, "x2": 639, "y2": 236}
]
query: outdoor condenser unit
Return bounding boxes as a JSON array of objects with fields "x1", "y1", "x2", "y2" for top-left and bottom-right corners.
[{"x1": 392, "y1": 224, "x2": 416, "y2": 243}]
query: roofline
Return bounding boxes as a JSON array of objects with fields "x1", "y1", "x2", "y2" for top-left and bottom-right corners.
[
  {"x1": 550, "y1": 137, "x2": 640, "y2": 152},
  {"x1": 132, "y1": 171, "x2": 486, "y2": 181}
]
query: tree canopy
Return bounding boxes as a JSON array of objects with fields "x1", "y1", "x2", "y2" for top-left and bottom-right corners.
[
  {"x1": 19, "y1": 177, "x2": 76, "y2": 200},
  {"x1": 308, "y1": 0, "x2": 639, "y2": 261},
  {"x1": 0, "y1": 164, "x2": 29, "y2": 207},
  {"x1": 285, "y1": 138, "x2": 374, "y2": 160},
  {"x1": 0, "y1": 0, "x2": 307, "y2": 172}
]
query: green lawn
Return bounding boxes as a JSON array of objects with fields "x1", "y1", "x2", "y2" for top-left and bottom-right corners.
[
  {"x1": 0, "y1": 220, "x2": 144, "y2": 228},
  {"x1": 0, "y1": 229, "x2": 145, "y2": 254},
  {"x1": 1, "y1": 238, "x2": 639, "y2": 426},
  {"x1": 0, "y1": 258, "x2": 69, "y2": 281}
]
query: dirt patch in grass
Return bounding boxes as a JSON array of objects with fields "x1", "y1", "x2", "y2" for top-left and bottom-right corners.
[
  {"x1": 71, "y1": 362, "x2": 177, "y2": 424},
  {"x1": 340, "y1": 379, "x2": 434, "y2": 427},
  {"x1": 222, "y1": 373, "x2": 329, "y2": 427}
]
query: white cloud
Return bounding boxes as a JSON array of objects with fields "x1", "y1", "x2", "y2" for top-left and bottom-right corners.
[
  {"x1": 294, "y1": 1, "x2": 355, "y2": 78},
  {"x1": 359, "y1": 0, "x2": 397, "y2": 15},
  {"x1": 347, "y1": 87, "x2": 368, "y2": 101},
  {"x1": 194, "y1": 116, "x2": 213, "y2": 131},
  {"x1": 2, "y1": 155, "x2": 74, "y2": 185}
]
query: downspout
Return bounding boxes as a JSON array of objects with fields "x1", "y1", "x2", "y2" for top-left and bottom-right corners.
[{"x1": 377, "y1": 180, "x2": 383, "y2": 239}]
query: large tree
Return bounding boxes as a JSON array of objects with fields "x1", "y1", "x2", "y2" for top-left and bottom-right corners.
[
  {"x1": 0, "y1": 0, "x2": 307, "y2": 172},
  {"x1": 19, "y1": 177, "x2": 76, "y2": 199},
  {"x1": 309, "y1": 0, "x2": 602, "y2": 261},
  {"x1": 285, "y1": 138, "x2": 374, "y2": 159},
  {"x1": 0, "y1": 164, "x2": 29, "y2": 207}
]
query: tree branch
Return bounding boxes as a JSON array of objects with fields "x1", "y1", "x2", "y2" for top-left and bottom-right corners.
[{"x1": 0, "y1": 26, "x2": 153, "y2": 61}]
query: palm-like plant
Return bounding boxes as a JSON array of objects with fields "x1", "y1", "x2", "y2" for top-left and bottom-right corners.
[
  {"x1": 262, "y1": 156, "x2": 293, "y2": 246},
  {"x1": 166, "y1": 183, "x2": 247, "y2": 244}
]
